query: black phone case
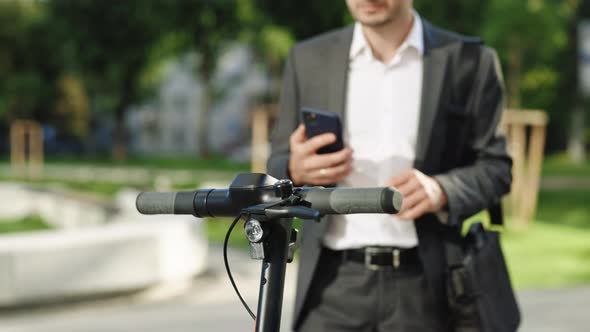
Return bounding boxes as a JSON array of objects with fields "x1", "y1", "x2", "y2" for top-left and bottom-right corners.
[{"x1": 301, "y1": 107, "x2": 344, "y2": 154}]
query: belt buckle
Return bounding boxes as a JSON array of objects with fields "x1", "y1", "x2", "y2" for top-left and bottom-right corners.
[
  {"x1": 364, "y1": 247, "x2": 401, "y2": 270},
  {"x1": 364, "y1": 247, "x2": 381, "y2": 270}
]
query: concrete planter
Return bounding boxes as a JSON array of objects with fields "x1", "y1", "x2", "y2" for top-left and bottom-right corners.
[{"x1": 0, "y1": 217, "x2": 207, "y2": 307}]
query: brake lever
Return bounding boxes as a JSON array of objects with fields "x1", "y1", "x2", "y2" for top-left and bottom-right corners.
[{"x1": 264, "y1": 206, "x2": 321, "y2": 221}]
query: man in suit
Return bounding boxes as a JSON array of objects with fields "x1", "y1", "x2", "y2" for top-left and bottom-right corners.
[{"x1": 267, "y1": 0, "x2": 512, "y2": 331}]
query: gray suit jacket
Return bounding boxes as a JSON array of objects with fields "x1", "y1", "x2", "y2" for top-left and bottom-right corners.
[{"x1": 267, "y1": 20, "x2": 512, "y2": 330}]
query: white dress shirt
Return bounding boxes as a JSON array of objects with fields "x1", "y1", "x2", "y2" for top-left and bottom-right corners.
[{"x1": 323, "y1": 14, "x2": 424, "y2": 250}]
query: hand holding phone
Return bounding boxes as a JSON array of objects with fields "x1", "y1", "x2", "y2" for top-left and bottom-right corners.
[
  {"x1": 287, "y1": 108, "x2": 352, "y2": 186},
  {"x1": 301, "y1": 108, "x2": 344, "y2": 154}
]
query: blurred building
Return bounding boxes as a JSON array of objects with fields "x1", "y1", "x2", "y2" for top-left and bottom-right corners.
[{"x1": 126, "y1": 44, "x2": 268, "y2": 159}]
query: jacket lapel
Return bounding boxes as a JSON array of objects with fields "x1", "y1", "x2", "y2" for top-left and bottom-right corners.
[
  {"x1": 308, "y1": 27, "x2": 354, "y2": 240},
  {"x1": 414, "y1": 22, "x2": 450, "y2": 171},
  {"x1": 327, "y1": 26, "x2": 354, "y2": 121}
]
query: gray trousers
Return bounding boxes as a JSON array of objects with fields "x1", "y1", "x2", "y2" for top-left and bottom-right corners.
[{"x1": 297, "y1": 248, "x2": 450, "y2": 332}]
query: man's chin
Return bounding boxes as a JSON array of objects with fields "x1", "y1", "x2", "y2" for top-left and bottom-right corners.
[{"x1": 357, "y1": 16, "x2": 392, "y2": 27}]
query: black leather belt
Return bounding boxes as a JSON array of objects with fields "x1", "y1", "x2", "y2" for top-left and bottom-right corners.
[{"x1": 326, "y1": 246, "x2": 420, "y2": 270}]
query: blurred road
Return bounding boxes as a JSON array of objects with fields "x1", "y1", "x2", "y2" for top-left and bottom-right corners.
[{"x1": 0, "y1": 245, "x2": 588, "y2": 332}]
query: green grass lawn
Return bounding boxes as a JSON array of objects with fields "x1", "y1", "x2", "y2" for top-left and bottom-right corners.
[
  {"x1": 502, "y1": 221, "x2": 590, "y2": 289},
  {"x1": 542, "y1": 153, "x2": 590, "y2": 177},
  {"x1": 536, "y1": 189, "x2": 590, "y2": 228},
  {"x1": 206, "y1": 218, "x2": 250, "y2": 249},
  {"x1": 0, "y1": 215, "x2": 53, "y2": 234},
  {"x1": 509, "y1": 153, "x2": 590, "y2": 288}
]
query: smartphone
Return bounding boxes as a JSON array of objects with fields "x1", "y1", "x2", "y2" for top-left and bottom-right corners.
[{"x1": 301, "y1": 107, "x2": 344, "y2": 154}]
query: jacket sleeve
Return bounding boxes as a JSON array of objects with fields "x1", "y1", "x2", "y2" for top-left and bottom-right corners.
[
  {"x1": 267, "y1": 48, "x2": 300, "y2": 180},
  {"x1": 434, "y1": 47, "x2": 512, "y2": 227}
]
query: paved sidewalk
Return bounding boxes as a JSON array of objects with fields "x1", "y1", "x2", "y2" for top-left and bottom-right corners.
[
  {"x1": 517, "y1": 287, "x2": 590, "y2": 332},
  {"x1": 0, "y1": 245, "x2": 588, "y2": 332}
]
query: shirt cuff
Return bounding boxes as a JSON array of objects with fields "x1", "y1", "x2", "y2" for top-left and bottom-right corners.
[{"x1": 426, "y1": 176, "x2": 449, "y2": 224}]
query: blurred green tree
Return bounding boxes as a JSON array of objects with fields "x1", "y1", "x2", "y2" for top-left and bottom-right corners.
[
  {"x1": 0, "y1": 1, "x2": 60, "y2": 123},
  {"x1": 54, "y1": 74, "x2": 90, "y2": 138},
  {"x1": 47, "y1": 0, "x2": 168, "y2": 159},
  {"x1": 0, "y1": 0, "x2": 582, "y2": 158},
  {"x1": 479, "y1": 0, "x2": 580, "y2": 153},
  {"x1": 414, "y1": 0, "x2": 489, "y2": 36},
  {"x1": 421, "y1": 0, "x2": 582, "y2": 152},
  {"x1": 255, "y1": 1, "x2": 350, "y2": 40},
  {"x1": 479, "y1": 0, "x2": 577, "y2": 108}
]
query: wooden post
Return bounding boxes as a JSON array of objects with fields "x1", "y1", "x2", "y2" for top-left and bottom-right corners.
[
  {"x1": 522, "y1": 125, "x2": 547, "y2": 221},
  {"x1": 10, "y1": 123, "x2": 26, "y2": 176},
  {"x1": 251, "y1": 106, "x2": 270, "y2": 173},
  {"x1": 29, "y1": 123, "x2": 44, "y2": 179},
  {"x1": 250, "y1": 104, "x2": 278, "y2": 174},
  {"x1": 10, "y1": 120, "x2": 44, "y2": 180},
  {"x1": 509, "y1": 123, "x2": 527, "y2": 222},
  {"x1": 501, "y1": 110, "x2": 548, "y2": 228}
]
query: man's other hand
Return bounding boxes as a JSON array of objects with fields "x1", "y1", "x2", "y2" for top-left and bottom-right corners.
[
  {"x1": 288, "y1": 124, "x2": 353, "y2": 186},
  {"x1": 386, "y1": 169, "x2": 448, "y2": 221}
]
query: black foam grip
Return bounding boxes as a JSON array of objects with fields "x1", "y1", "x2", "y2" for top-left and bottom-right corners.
[
  {"x1": 136, "y1": 192, "x2": 176, "y2": 215},
  {"x1": 174, "y1": 191, "x2": 197, "y2": 215},
  {"x1": 136, "y1": 191, "x2": 197, "y2": 215},
  {"x1": 303, "y1": 187, "x2": 402, "y2": 214}
]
